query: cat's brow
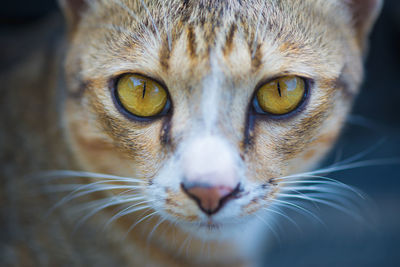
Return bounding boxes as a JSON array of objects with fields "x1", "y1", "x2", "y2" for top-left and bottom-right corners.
[
  {"x1": 251, "y1": 43, "x2": 263, "y2": 70},
  {"x1": 186, "y1": 25, "x2": 197, "y2": 60},
  {"x1": 158, "y1": 38, "x2": 171, "y2": 72},
  {"x1": 222, "y1": 23, "x2": 236, "y2": 57}
]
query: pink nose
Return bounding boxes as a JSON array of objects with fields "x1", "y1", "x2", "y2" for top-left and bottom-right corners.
[{"x1": 181, "y1": 182, "x2": 241, "y2": 215}]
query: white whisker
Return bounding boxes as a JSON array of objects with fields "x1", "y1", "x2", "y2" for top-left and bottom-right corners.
[
  {"x1": 185, "y1": 235, "x2": 194, "y2": 259},
  {"x1": 261, "y1": 206, "x2": 300, "y2": 231},
  {"x1": 161, "y1": 2, "x2": 172, "y2": 51},
  {"x1": 146, "y1": 216, "x2": 167, "y2": 244},
  {"x1": 278, "y1": 187, "x2": 321, "y2": 210},
  {"x1": 287, "y1": 158, "x2": 400, "y2": 178},
  {"x1": 105, "y1": 200, "x2": 154, "y2": 229},
  {"x1": 275, "y1": 176, "x2": 365, "y2": 198},
  {"x1": 97, "y1": 23, "x2": 140, "y2": 41},
  {"x1": 31, "y1": 170, "x2": 143, "y2": 183},
  {"x1": 299, "y1": 192, "x2": 365, "y2": 210},
  {"x1": 333, "y1": 145, "x2": 344, "y2": 165},
  {"x1": 251, "y1": 1, "x2": 266, "y2": 58},
  {"x1": 253, "y1": 213, "x2": 280, "y2": 243},
  {"x1": 331, "y1": 138, "x2": 386, "y2": 167},
  {"x1": 272, "y1": 199, "x2": 324, "y2": 226},
  {"x1": 42, "y1": 183, "x2": 144, "y2": 194},
  {"x1": 49, "y1": 183, "x2": 143, "y2": 211},
  {"x1": 72, "y1": 195, "x2": 145, "y2": 214},
  {"x1": 140, "y1": 0, "x2": 161, "y2": 41},
  {"x1": 281, "y1": 184, "x2": 364, "y2": 199},
  {"x1": 112, "y1": 0, "x2": 141, "y2": 22},
  {"x1": 276, "y1": 193, "x2": 364, "y2": 222},
  {"x1": 177, "y1": 232, "x2": 192, "y2": 257},
  {"x1": 44, "y1": 182, "x2": 143, "y2": 217},
  {"x1": 347, "y1": 114, "x2": 384, "y2": 133},
  {"x1": 74, "y1": 196, "x2": 146, "y2": 231},
  {"x1": 124, "y1": 210, "x2": 159, "y2": 239},
  {"x1": 115, "y1": 188, "x2": 144, "y2": 197}
]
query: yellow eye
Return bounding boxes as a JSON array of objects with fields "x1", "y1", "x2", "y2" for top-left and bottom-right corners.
[
  {"x1": 116, "y1": 74, "x2": 168, "y2": 117},
  {"x1": 255, "y1": 76, "x2": 306, "y2": 115}
]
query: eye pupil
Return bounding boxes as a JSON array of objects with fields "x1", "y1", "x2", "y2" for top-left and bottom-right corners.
[
  {"x1": 277, "y1": 81, "x2": 282, "y2": 97},
  {"x1": 142, "y1": 81, "x2": 146, "y2": 99}
]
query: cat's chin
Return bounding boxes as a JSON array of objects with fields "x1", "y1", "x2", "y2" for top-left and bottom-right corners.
[
  {"x1": 179, "y1": 223, "x2": 238, "y2": 241},
  {"x1": 176, "y1": 216, "x2": 256, "y2": 241}
]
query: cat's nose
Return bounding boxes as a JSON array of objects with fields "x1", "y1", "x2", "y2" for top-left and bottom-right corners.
[
  {"x1": 181, "y1": 182, "x2": 241, "y2": 215},
  {"x1": 180, "y1": 135, "x2": 242, "y2": 214}
]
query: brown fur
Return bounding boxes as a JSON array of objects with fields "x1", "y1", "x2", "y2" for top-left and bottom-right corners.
[{"x1": 1, "y1": 0, "x2": 381, "y2": 266}]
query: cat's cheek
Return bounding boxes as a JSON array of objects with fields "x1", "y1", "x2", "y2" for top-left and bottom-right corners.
[
  {"x1": 244, "y1": 126, "x2": 289, "y2": 181},
  {"x1": 286, "y1": 108, "x2": 350, "y2": 174},
  {"x1": 63, "y1": 100, "x2": 141, "y2": 177},
  {"x1": 285, "y1": 137, "x2": 336, "y2": 175}
]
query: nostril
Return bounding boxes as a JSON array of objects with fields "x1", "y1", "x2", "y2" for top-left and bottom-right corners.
[{"x1": 181, "y1": 182, "x2": 241, "y2": 215}]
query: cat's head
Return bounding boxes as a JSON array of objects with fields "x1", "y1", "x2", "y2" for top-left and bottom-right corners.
[{"x1": 60, "y1": 0, "x2": 381, "y2": 239}]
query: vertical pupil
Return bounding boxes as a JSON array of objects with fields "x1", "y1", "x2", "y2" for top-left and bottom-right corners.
[
  {"x1": 142, "y1": 81, "x2": 147, "y2": 99},
  {"x1": 277, "y1": 81, "x2": 282, "y2": 97}
]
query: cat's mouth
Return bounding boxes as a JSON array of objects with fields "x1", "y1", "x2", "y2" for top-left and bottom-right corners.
[{"x1": 199, "y1": 220, "x2": 222, "y2": 230}]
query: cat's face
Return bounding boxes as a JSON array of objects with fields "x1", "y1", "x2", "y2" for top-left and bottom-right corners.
[{"x1": 62, "y1": 0, "x2": 380, "y2": 239}]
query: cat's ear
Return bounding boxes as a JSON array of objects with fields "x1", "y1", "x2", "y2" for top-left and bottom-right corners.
[
  {"x1": 58, "y1": 0, "x2": 88, "y2": 33},
  {"x1": 345, "y1": 0, "x2": 383, "y2": 50}
]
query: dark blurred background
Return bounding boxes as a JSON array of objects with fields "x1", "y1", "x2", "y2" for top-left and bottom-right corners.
[{"x1": 1, "y1": 0, "x2": 399, "y2": 266}]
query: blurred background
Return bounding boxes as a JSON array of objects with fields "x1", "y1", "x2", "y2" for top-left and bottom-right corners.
[{"x1": 0, "y1": 0, "x2": 399, "y2": 266}]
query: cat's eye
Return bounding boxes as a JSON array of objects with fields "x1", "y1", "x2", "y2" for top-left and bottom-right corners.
[
  {"x1": 115, "y1": 74, "x2": 169, "y2": 118},
  {"x1": 253, "y1": 76, "x2": 306, "y2": 116}
]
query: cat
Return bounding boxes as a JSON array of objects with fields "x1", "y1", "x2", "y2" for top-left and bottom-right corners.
[{"x1": 0, "y1": 0, "x2": 382, "y2": 266}]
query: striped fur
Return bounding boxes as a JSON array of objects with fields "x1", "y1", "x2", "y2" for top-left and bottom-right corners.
[{"x1": 1, "y1": 0, "x2": 381, "y2": 266}]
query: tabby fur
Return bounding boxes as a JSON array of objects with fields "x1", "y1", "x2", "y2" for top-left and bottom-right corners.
[{"x1": 1, "y1": 0, "x2": 381, "y2": 266}]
